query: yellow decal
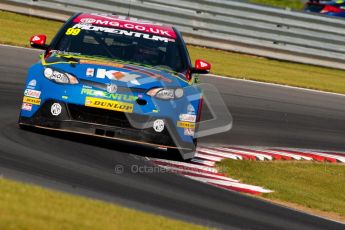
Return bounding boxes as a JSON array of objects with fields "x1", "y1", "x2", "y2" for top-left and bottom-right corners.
[
  {"x1": 80, "y1": 60, "x2": 124, "y2": 68},
  {"x1": 85, "y1": 97, "x2": 133, "y2": 113},
  {"x1": 177, "y1": 121, "x2": 195, "y2": 129},
  {"x1": 23, "y1": 96, "x2": 41, "y2": 105},
  {"x1": 65, "y1": 28, "x2": 81, "y2": 36}
]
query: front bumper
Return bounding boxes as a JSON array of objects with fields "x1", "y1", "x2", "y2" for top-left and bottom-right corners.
[{"x1": 19, "y1": 100, "x2": 194, "y2": 150}]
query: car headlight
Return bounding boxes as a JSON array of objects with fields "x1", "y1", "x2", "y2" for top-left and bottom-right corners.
[
  {"x1": 147, "y1": 88, "x2": 184, "y2": 100},
  {"x1": 43, "y1": 67, "x2": 79, "y2": 84}
]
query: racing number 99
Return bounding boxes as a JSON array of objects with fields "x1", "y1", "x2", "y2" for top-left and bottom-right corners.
[{"x1": 65, "y1": 28, "x2": 81, "y2": 36}]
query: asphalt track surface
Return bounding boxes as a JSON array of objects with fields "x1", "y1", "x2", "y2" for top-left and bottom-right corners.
[{"x1": 0, "y1": 45, "x2": 345, "y2": 229}]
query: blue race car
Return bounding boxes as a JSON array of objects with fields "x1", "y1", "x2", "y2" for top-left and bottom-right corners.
[{"x1": 19, "y1": 13, "x2": 211, "y2": 160}]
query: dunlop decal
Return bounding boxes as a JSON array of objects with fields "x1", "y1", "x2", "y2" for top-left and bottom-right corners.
[
  {"x1": 85, "y1": 97, "x2": 134, "y2": 113},
  {"x1": 23, "y1": 96, "x2": 41, "y2": 105},
  {"x1": 177, "y1": 121, "x2": 195, "y2": 129}
]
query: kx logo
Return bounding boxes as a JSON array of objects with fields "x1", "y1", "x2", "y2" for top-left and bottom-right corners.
[{"x1": 96, "y1": 69, "x2": 140, "y2": 85}]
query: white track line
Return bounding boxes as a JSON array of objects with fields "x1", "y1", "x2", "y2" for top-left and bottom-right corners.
[
  {"x1": 151, "y1": 158, "x2": 218, "y2": 173},
  {"x1": 158, "y1": 165, "x2": 239, "y2": 182},
  {"x1": 194, "y1": 152, "x2": 224, "y2": 162},
  {"x1": 191, "y1": 158, "x2": 216, "y2": 167},
  {"x1": 0, "y1": 43, "x2": 41, "y2": 51},
  {"x1": 215, "y1": 147, "x2": 272, "y2": 161},
  {"x1": 197, "y1": 147, "x2": 242, "y2": 160},
  {"x1": 209, "y1": 74, "x2": 345, "y2": 98},
  {"x1": 185, "y1": 176, "x2": 273, "y2": 194}
]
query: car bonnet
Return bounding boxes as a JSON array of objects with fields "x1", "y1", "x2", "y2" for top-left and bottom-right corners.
[{"x1": 41, "y1": 53, "x2": 190, "y2": 89}]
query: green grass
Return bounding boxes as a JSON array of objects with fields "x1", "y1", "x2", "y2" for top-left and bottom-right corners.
[
  {"x1": 0, "y1": 178, "x2": 208, "y2": 230},
  {"x1": 249, "y1": 0, "x2": 305, "y2": 10},
  {"x1": 0, "y1": 10, "x2": 61, "y2": 46},
  {"x1": 1, "y1": 10, "x2": 345, "y2": 94},
  {"x1": 188, "y1": 46, "x2": 345, "y2": 94},
  {"x1": 218, "y1": 160, "x2": 345, "y2": 218}
]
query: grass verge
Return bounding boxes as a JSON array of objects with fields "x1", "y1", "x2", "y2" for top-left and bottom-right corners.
[
  {"x1": 249, "y1": 0, "x2": 305, "y2": 10},
  {"x1": 217, "y1": 160, "x2": 345, "y2": 221},
  {"x1": 1, "y1": 10, "x2": 345, "y2": 94},
  {"x1": 0, "y1": 178, "x2": 208, "y2": 230}
]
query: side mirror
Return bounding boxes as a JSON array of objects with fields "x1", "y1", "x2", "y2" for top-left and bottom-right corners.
[
  {"x1": 191, "y1": 59, "x2": 211, "y2": 74},
  {"x1": 29, "y1": 35, "x2": 48, "y2": 50}
]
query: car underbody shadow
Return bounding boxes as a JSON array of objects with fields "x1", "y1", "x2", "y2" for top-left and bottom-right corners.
[{"x1": 19, "y1": 125, "x2": 187, "y2": 162}]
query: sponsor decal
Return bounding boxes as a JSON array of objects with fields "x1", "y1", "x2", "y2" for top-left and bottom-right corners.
[
  {"x1": 28, "y1": 79, "x2": 37, "y2": 87},
  {"x1": 86, "y1": 68, "x2": 95, "y2": 77},
  {"x1": 177, "y1": 121, "x2": 196, "y2": 129},
  {"x1": 184, "y1": 128, "x2": 195, "y2": 136},
  {"x1": 51, "y1": 103, "x2": 62, "y2": 116},
  {"x1": 80, "y1": 18, "x2": 97, "y2": 24},
  {"x1": 81, "y1": 15, "x2": 161, "y2": 26},
  {"x1": 96, "y1": 69, "x2": 141, "y2": 85},
  {"x1": 74, "y1": 14, "x2": 176, "y2": 38},
  {"x1": 153, "y1": 119, "x2": 165, "y2": 132},
  {"x1": 106, "y1": 84, "x2": 117, "y2": 93},
  {"x1": 80, "y1": 59, "x2": 124, "y2": 68},
  {"x1": 83, "y1": 64, "x2": 171, "y2": 84},
  {"x1": 179, "y1": 113, "x2": 196, "y2": 122},
  {"x1": 82, "y1": 85, "x2": 92, "y2": 89},
  {"x1": 72, "y1": 24, "x2": 174, "y2": 43},
  {"x1": 24, "y1": 89, "x2": 41, "y2": 99},
  {"x1": 187, "y1": 104, "x2": 195, "y2": 115},
  {"x1": 21, "y1": 103, "x2": 32, "y2": 111},
  {"x1": 23, "y1": 96, "x2": 41, "y2": 105},
  {"x1": 85, "y1": 97, "x2": 134, "y2": 113},
  {"x1": 81, "y1": 88, "x2": 138, "y2": 102}
]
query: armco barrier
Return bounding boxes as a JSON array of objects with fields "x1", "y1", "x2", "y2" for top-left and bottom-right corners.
[{"x1": 1, "y1": 0, "x2": 345, "y2": 70}]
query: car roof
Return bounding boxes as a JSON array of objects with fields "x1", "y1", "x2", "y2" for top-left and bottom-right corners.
[{"x1": 73, "y1": 13, "x2": 177, "y2": 39}]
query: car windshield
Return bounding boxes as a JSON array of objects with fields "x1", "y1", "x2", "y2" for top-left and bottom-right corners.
[{"x1": 55, "y1": 22, "x2": 186, "y2": 73}]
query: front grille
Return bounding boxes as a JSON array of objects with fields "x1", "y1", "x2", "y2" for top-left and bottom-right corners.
[
  {"x1": 67, "y1": 103, "x2": 174, "y2": 146},
  {"x1": 68, "y1": 103, "x2": 128, "y2": 127},
  {"x1": 68, "y1": 104, "x2": 143, "y2": 127}
]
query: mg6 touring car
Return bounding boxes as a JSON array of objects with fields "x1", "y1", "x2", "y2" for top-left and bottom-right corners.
[{"x1": 19, "y1": 13, "x2": 211, "y2": 160}]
